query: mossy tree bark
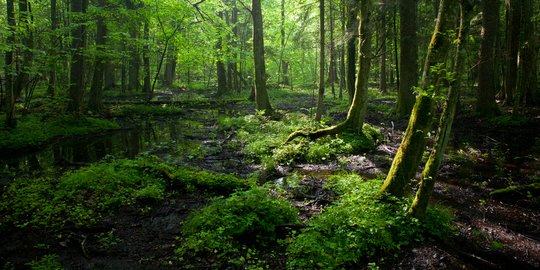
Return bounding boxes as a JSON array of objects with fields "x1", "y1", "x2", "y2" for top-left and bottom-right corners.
[
  {"x1": 345, "y1": 0, "x2": 358, "y2": 104},
  {"x1": 409, "y1": 1, "x2": 472, "y2": 218},
  {"x1": 379, "y1": 0, "x2": 454, "y2": 198},
  {"x1": 252, "y1": 0, "x2": 274, "y2": 115},
  {"x1": 286, "y1": 0, "x2": 372, "y2": 142}
]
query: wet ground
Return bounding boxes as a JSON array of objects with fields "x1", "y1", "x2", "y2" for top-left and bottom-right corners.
[{"x1": 1, "y1": 92, "x2": 539, "y2": 269}]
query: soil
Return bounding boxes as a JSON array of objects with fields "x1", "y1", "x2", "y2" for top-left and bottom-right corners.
[{"x1": 1, "y1": 93, "x2": 539, "y2": 269}]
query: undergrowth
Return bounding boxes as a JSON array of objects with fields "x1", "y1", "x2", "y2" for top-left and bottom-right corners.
[
  {"x1": 218, "y1": 112, "x2": 381, "y2": 167},
  {"x1": 176, "y1": 186, "x2": 299, "y2": 268},
  {"x1": 111, "y1": 104, "x2": 184, "y2": 117},
  {"x1": 0, "y1": 156, "x2": 251, "y2": 229},
  {"x1": 0, "y1": 115, "x2": 119, "y2": 151},
  {"x1": 287, "y1": 175, "x2": 454, "y2": 269}
]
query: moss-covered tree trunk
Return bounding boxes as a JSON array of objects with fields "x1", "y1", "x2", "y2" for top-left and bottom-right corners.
[
  {"x1": 252, "y1": 0, "x2": 274, "y2": 115},
  {"x1": 285, "y1": 0, "x2": 372, "y2": 142},
  {"x1": 67, "y1": 0, "x2": 88, "y2": 113},
  {"x1": 409, "y1": 1, "x2": 472, "y2": 218},
  {"x1": 345, "y1": 0, "x2": 358, "y2": 104},
  {"x1": 396, "y1": 0, "x2": 418, "y2": 117},
  {"x1": 89, "y1": 0, "x2": 108, "y2": 114},
  {"x1": 379, "y1": 0, "x2": 453, "y2": 198}
]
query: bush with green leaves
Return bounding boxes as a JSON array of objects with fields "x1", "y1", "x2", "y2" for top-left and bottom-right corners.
[
  {"x1": 0, "y1": 115, "x2": 119, "y2": 151},
  {"x1": 0, "y1": 156, "x2": 167, "y2": 228},
  {"x1": 176, "y1": 187, "x2": 299, "y2": 268},
  {"x1": 218, "y1": 113, "x2": 381, "y2": 166},
  {"x1": 287, "y1": 176, "x2": 454, "y2": 269},
  {"x1": 168, "y1": 166, "x2": 256, "y2": 194}
]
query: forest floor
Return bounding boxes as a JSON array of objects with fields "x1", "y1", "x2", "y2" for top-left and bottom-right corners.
[{"x1": 1, "y1": 90, "x2": 539, "y2": 269}]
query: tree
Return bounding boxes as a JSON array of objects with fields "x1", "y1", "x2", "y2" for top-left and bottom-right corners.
[
  {"x1": 67, "y1": 0, "x2": 89, "y2": 113},
  {"x1": 286, "y1": 0, "x2": 373, "y2": 142},
  {"x1": 216, "y1": 11, "x2": 228, "y2": 96},
  {"x1": 379, "y1": 0, "x2": 387, "y2": 94},
  {"x1": 476, "y1": 0, "x2": 500, "y2": 116},
  {"x1": 502, "y1": 0, "x2": 520, "y2": 104},
  {"x1": 252, "y1": 0, "x2": 274, "y2": 115},
  {"x1": 395, "y1": 0, "x2": 418, "y2": 117},
  {"x1": 4, "y1": 0, "x2": 16, "y2": 127},
  {"x1": 315, "y1": 0, "x2": 325, "y2": 121},
  {"x1": 142, "y1": 21, "x2": 151, "y2": 94},
  {"x1": 379, "y1": 0, "x2": 454, "y2": 198},
  {"x1": 345, "y1": 0, "x2": 358, "y2": 103},
  {"x1": 89, "y1": 0, "x2": 108, "y2": 114},
  {"x1": 409, "y1": 0, "x2": 473, "y2": 218},
  {"x1": 47, "y1": 0, "x2": 59, "y2": 96}
]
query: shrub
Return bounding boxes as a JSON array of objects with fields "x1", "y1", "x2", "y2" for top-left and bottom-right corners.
[
  {"x1": 176, "y1": 187, "x2": 299, "y2": 268},
  {"x1": 287, "y1": 176, "x2": 454, "y2": 269},
  {"x1": 170, "y1": 166, "x2": 256, "y2": 194}
]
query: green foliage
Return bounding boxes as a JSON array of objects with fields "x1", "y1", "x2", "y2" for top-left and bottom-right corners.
[
  {"x1": 0, "y1": 115, "x2": 119, "y2": 151},
  {"x1": 486, "y1": 114, "x2": 528, "y2": 127},
  {"x1": 169, "y1": 166, "x2": 256, "y2": 194},
  {"x1": 176, "y1": 187, "x2": 299, "y2": 267},
  {"x1": 218, "y1": 113, "x2": 380, "y2": 167},
  {"x1": 112, "y1": 104, "x2": 184, "y2": 116},
  {"x1": 287, "y1": 177, "x2": 454, "y2": 269},
  {"x1": 26, "y1": 254, "x2": 62, "y2": 270},
  {"x1": 0, "y1": 156, "x2": 166, "y2": 228}
]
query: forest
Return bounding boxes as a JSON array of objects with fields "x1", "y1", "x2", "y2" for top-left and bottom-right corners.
[{"x1": 0, "y1": 0, "x2": 539, "y2": 268}]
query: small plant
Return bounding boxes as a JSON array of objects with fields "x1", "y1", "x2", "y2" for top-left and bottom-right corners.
[
  {"x1": 97, "y1": 229, "x2": 122, "y2": 250},
  {"x1": 26, "y1": 254, "x2": 62, "y2": 270},
  {"x1": 176, "y1": 187, "x2": 299, "y2": 268},
  {"x1": 287, "y1": 176, "x2": 454, "y2": 269}
]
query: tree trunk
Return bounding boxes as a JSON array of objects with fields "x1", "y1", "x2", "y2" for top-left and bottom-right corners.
[
  {"x1": 47, "y1": 0, "x2": 58, "y2": 97},
  {"x1": 503, "y1": 0, "x2": 521, "y2": 104},
  {"x1": 315, "y1": 0, "x2": 325, "y2": 121},
  {"x1": 379, "y1": 0, "x2": 453, "y2": 198},
  {"x1": 88, "y1": 0, "x2": 107, "y2": 114},
  {"x1": 409, "y1": 1, "x2": 472, "y2": 218},
  {"x1": 4, "y1": 0, "x2": 16, "y2": 127},
  {"x1": 142, "y1": 21, "x2": 151, "y2": 93},
  {"x1": 328, "y1": 0, "x2": 336, "y2": 98},
  {"x1": 396, "y1": 0, "x2": 418, "y2": 117},
  {"x1": 379, "y1": 0, "x2": 387, "y2": 94},
  {"x1": 216, "y1": 11, "x2": 228, "y2": 97},
  {"x1": 128, "y1": 24, "x2": 140, "y2": 93},
  {"x1": 476, "y1": 0, "x2": 500, "y2": 116},
  {"x1": 345, "y1": 0, "x2": 358, "y2": 104},
  {"x1": 280, "y1": 0, "x2": 290, "y2": 85},
  {"x1": 286, "y1": 0, "x2": 373, "y2": 142},
  {"x1": 252, "y1": 0, "x2": 273, "y2": 115},
  {"x1": 67, "y1": 0, "x2": 88, "y2": 113},
  {"x1": 339, "y1": 0, "x2": 346, "y2": 99},
  {"x1": 14, "y1": 0, "x2": 34, "y2": 102},
  {"x1": 517, "y1": 0, "x2": 538, "y2": 106}
]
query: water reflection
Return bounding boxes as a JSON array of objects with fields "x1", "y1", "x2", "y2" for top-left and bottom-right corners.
[{"x1": 0, "y1": 117, "x2": 213, "y2": 186}]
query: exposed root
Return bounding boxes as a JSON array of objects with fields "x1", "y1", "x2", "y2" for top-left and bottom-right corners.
[{"x1": 284, "y1": 121, "x2": 349, "y2": 144}]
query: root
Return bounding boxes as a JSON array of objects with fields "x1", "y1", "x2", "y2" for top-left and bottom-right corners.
[{"x1": 284, "y1": 121, "x2": 349, "y2": 144}]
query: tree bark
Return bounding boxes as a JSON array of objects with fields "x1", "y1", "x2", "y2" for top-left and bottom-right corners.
[
  {"x1": 67, "y1": 0, "x2": 89, "y2": 113},
  {"x1": 252, "y1": 0, "x2": 274, "y2": 115},
  {"x1": 379, "y1": 0, "x2": 453, "y2": 198},
  {"x1": 47, "y1": 0, "x2": 58, "y2": 96},
  {"x1": 142, "y1": 21, "x2": 151, "y2": 93},
  {"x1": 396, "y1": 0, "x2": 418, "y2": 117},
  {"x1": 286, "y1": 0, "x2": 373, "y2": 142},
  {"x1": 315, "y1": 0, "x2": 325, "y2": 121},
  {"x1": 4, "y1": 0, "x2": 16, "y2": 127},
  {"x1": 379, "y1": 0, "x2": 387, "y2": 94},
  {"x1": 216, "y1": 11, "x2": 228, "y2": 97},
  {"x1": 476, "y1": 0, "x2": 500, "y2": 116},
  {"x1": 503, "y1": 0, "x2": 521, "y2": 104},
  {"x1": 409, "y1": 1, "x2": 472, "y2": 218},
  {"x1": 89, "y1": 0, "x2": 108, "y2": 114},
  {"x1": 516, "y1": 0, "x2": 538, "y2": 106},
  {"x1": 345, "y1": 0, "x2": 358, "y2": 104}
]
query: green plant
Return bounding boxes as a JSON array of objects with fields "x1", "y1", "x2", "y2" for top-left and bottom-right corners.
[
  {"x1": 287, "y1": 176, "x2": 454, "y2": 269},
  {"x1": 112, "y1": 104, "x2": 184, "y2": 116},
  {"x1": 26, "y1": 254, "x2": 62, "y2": 270},
  {"x1": 176, "y1": 187, "x2": 299, "y2": 268},
  {"x1": 168, "y1": 166, "x2": 256, "y2": 194}
]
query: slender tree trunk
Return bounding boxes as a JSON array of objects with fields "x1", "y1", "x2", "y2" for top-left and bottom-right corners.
[
  {"x1": 252, "y1": 0, "x2": 273, "y2": 115},
  {"x1": 477, "y1": 0, "x2": 500, "y2": 116},
  {"x1": 4, "y1": 0, "x2": 16, "y2": 127},
  {"x1": 396, "y1": 0, "x2": 418, "y2": 117},
  {"x1": 339, "y1": 0, "x2": 346, "y2": 99},
  {"x1": 409, "y1": 1, "x2": 471, "y2": 218},
  {"x1": 345, "y1": 0, "x2": 358, "y2": 104},
  {"x1": 47, "y1": 0, "x2": 58, "y2": 96},
  {"x1": 315, "y1": 0, "x2": 325, "y2": 121},
  {"x1": 379, "y1": 0, "x2": 452, "y2": 198},
  {"x1": 328, "y1": 0, "x2": 336, "y2": 98},
  {"x1": 142, "y1": 21, "x2": 151, "y2": 93},
  {"x1": 216, "y1": 11, "x2": 228, "y2": 97},
  {"x1": 67, "y1": 0, "x2": 88, "y2": 113},
  {"x1": 88, "y1": 0, "x2": 107, "y2": 114},
  {"x1": 516, "y1": 0, "x2": 538, "y2": 106},
  {"x1": 14, "y1": 0, "x2": 34, "y2": 100},
  {"x1": 280, "y1": 0, "x2": 290, "y2": 85},
  {"x1": 128, "y1": 24, "x2": 140, "y2": 93},
  {"x1": 379, "y1": 0, "x2": 387, "y2": 94},
  {"x1": 392, "y1": 0, "x2": 399, "y2": 90},
  {"x1": 503, "y1": 0, "x2": 521, "y2": 104}
]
